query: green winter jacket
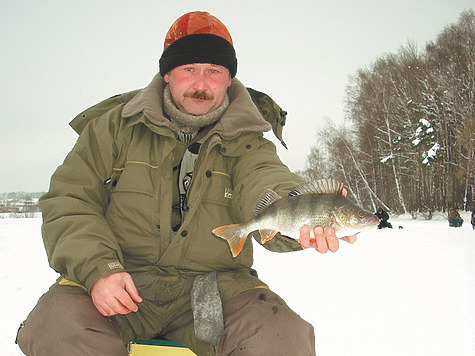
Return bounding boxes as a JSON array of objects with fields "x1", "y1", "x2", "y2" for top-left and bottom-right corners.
[{"x1": 40, "y1": 74, "x2": 303, "y2": 308}]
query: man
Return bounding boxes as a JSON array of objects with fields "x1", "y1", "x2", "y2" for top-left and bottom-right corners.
[
  {"x1": 375, "y1": 208, "x2": 393, "y2": 229},
  {"x1": 448, "y1": 206, "x2": 464, "y2": 227},
  {"x1": 17, "y1": 11, "x2": 356, "y2": 355}
]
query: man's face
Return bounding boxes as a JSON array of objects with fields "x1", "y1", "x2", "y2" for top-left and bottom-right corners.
[{"x1": 164, "y1": 63, "x2": 232, "y2": 116}]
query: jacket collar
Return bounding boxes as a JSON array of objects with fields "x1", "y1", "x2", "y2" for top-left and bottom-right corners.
[{"x1": 122, "y1": 74, "x2": 271, "y2": 140}]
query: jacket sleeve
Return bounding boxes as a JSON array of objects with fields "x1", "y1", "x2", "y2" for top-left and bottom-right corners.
[
  {"x1": 231, "y1": 134, "x2": 304, "y2": 252},
  {"x1": 39, "y1": 108, "x2": 126, "y2": 292}
]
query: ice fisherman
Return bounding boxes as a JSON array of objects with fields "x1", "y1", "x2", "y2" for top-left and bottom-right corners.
[
  {"x1": 16, "y1": 11, "x2": 357, "y2": 356},
  {"x1": 448, "y1": 206, "x2": 464, "y2": 227},
  {"x1": 375, "y1": 208, "x2": 393, "y2": 229}
]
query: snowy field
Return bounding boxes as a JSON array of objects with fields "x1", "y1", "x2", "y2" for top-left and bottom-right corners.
[{"x1": 1, "y1": 212, "x2": 474, "y2": 356}]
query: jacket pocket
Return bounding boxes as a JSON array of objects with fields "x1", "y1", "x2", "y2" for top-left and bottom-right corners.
[
  {"x1": 113, "y1": 161, "x2": 156, "y2": 196},
  {"x1": 105, "y1": 162, "x2": 159, "y2": 264},
  {"x1": 201, "y1": 169, "x2": 233, "y2": 207}
]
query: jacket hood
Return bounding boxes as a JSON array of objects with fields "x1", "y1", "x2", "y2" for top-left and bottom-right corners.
[{"x1": 121, "y1": 74, "x2": 272, "y2": 140}]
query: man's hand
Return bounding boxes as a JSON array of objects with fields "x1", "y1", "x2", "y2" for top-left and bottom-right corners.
[
  {"x1": 298, "y1": 186, "x2": 357, "y2": 253},
  {"x1": 299, "y1": 225, "x2": 357, "y2": 253},
  {"x1": 90, "y1": 272, "x2": 143, "y2": 317}
]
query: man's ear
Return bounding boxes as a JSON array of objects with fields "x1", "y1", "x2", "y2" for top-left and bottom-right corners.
[{"x1": 164, "y1": 72, "x2": 170, "y2": 83}]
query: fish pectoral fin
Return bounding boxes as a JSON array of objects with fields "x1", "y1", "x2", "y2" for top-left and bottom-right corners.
[
  {"x1": 212, "y1": 224, "x2": 247, "y2": 258},
  {"x1": 259, "y1": 229, "x2": 279, "y2": 244}
]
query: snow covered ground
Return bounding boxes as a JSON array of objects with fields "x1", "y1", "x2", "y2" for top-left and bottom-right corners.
[{"x1": 1, "y1": 212, "x2": 474, "y2": 355}]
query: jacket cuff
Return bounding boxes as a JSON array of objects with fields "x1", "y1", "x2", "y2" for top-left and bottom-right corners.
[{"x1": 83, "y1": 259, "x2": 126, "y2": 292}]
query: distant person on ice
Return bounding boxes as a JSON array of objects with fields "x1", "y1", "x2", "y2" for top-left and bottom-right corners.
[
  {"x1": 16, "y1": 11, "x2": 358, "y2": 356},
  {"x1": 471, "y1": 209, "x2": 475, "y2": 229},
  {"x1": 448, "y1": 206, "x2": 464, "y2": 227},
  {"x1": 375, "y1": 208, "x2": 393, "y2": 229}
]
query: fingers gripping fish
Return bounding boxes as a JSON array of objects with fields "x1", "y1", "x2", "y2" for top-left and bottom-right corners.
[{"x1": 212, "y1": 179, "x2": 379, "y2": 257}]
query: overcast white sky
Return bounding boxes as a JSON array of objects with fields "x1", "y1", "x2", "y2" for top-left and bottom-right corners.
[{"x1": 1, "y1": 0, "x2": 473, "y2": 192}]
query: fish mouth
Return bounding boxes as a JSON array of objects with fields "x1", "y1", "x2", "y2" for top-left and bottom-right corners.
[
  {"x1": 362, "y1": 215, "x2": 380, "y2": 228},
  {"x1": 348, "y1": 214, "x2": 379, "y2": 231}
]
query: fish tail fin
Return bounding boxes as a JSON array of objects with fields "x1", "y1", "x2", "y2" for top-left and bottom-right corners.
[{"x1": 212, "y1": 224, "x2": 247, "y2": 258}]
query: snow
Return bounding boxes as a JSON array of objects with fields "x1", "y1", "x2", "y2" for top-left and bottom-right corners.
[
  {"x1": 412, "y1": 118, "x2": 435, "y2": 148},
  {"x1": 380, "y1": 154, "x2": 393, "y2": 163},
  {"x1": 420, "y1": 118, "x2": 431, "y2": 127},
  {"x1": 410, "y1": 118, "x2": 439, "y2": 165},
  {"x1": 412, "y1": 137, "x2": 422, "y2": 146},
  {"x1": 422, "y1": 142, "x2": 441, "y2": 166},
  {"x1": 2, "y1": 213, "x2": 474, "y2": 356}
]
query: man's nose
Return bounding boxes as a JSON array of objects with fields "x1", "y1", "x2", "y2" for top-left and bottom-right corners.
[{"x1": 192, "y1": 71, "x2": 208, "y2": 90}]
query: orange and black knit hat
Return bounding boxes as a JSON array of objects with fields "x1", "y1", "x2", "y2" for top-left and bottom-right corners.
[{"x1": 159, "y1": 11, "x2": 237, "y2": 78}]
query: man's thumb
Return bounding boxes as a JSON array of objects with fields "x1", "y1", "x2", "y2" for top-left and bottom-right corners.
[{"x1": 123, "y1": 274, "x2": 143, "y2": 303}]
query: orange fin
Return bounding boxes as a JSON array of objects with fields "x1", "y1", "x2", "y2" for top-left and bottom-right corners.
[
  {"x1": 259, "y1": 229, "x2": 278, "y2": 244},
  {"x1": 212, "y1": 224, "x2": 247, "y2": 258}
]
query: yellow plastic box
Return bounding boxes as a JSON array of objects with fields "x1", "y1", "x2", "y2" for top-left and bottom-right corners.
[{"x1": 128, "y1": 339, "x2": 197, "y2": 356}]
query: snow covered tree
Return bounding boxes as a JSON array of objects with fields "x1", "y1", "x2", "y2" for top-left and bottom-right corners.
[{"x1": 306, "y1": 10, "x2": 474, "y2": 214}]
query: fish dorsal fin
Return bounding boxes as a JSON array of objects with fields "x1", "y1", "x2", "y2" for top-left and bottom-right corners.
[
  {"x1": 254, "y1": 189, "x2": 282, "y2": 216},
  {"x1": 288, "y1": 179, "x2": 344, "y2": 197}
]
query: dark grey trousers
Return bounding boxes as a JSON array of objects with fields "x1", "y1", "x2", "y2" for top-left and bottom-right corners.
[{"x1": 17, "y1": 284, "x2": 315, "y2": 356}]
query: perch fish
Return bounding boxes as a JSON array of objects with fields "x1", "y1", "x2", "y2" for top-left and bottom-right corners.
[{"x1": 212, "y1": 179, "x2": 379, "y2": 257}]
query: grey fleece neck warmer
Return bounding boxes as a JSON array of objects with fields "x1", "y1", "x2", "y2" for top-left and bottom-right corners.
[{"x1": 163, "y1": 85, "x2": 229, "y2": 142}]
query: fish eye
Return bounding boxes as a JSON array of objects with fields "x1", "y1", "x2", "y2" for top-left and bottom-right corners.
[{"x1": 358, "y1": 211, "x2": 366, "y2": 217}]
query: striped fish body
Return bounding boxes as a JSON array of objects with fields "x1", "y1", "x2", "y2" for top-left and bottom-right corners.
[{"x1": 212, "y1": 179, "x2": 378, "y2": 257}]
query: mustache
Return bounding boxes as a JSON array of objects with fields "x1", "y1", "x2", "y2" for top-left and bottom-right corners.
[{"x1": 184, "y1": 90, "x2": 214, "y2": 100}]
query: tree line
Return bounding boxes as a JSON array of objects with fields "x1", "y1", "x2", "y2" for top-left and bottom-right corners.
[
  {"x1": 0, "y1": 192, "x2": 45, "y2": 200},
  {"x1": 300, "y1": 10, "x2": 474, "y2": 215}
]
